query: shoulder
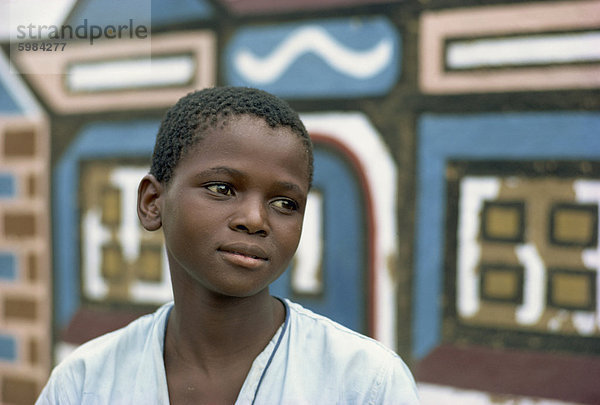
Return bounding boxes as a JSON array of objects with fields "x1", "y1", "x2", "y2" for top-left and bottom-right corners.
[
  {"x1": 37, "y1": 302, "x2": 173, "y2": 404},
  {"x1": 284, "y1": 300, "x2": 419, "y2": 404},
  {"x1": 286, "y1": 299, "x2": 398, "y2": 360},
  {"x1": 60, "y1": 302, "x2": 171, "y2": 368}
]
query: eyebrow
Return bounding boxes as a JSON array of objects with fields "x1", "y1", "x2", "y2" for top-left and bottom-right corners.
[
  {"x1": 274, "y1": 181, "x2": 304, "y2": 196},
  {"x1": 196, "y1": 166, "x2": 306, "y2": 195},
  {"x1": 196, "y1": 166, "x2": 244, "y2": 178}
]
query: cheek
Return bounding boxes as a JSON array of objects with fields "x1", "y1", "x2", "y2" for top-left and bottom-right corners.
[
  {"x1": 163, "y1": 201, "x2": 214, "y2": 249},
  {"x1": 275, "y1": 220, "x2": 303, "y2": 257}
]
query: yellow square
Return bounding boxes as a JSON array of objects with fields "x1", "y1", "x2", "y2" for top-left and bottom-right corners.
[
  {"x1": 101, "y1": 244, "x2": 123, "y2": 280},
  {"x1": 483, "y1": 269, "x2": 519, "y2": 300},
  {"x1": 484, "y1": 203, "x2": 522, "y2": 241},
  {"x1": 553, "y1": 207, "x2": 595, "y2": 245},
  {"x1": 101, "y1": 187, "x2": 121, "y2": 226},
  {"x1": 551, "y1": 272, "x2": 592, "y2": 309},
  {"x1": 136, "y1": 244, "x2": 162, "y2": 282}
]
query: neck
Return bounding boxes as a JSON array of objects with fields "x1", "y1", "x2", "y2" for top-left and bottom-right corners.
[{"x1": 165, "y1": 283, "x2": 284, "y2": 372}]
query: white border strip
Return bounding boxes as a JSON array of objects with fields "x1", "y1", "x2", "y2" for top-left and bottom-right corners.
[
  {"x1": 447, "y1": 31, "x2": 600, "y2": 70},
  {"x1": 301, "y1": 112, "x2": 398, "y2": 350},
  {"x1": 418, "y1": 383, "x2": 582, "y2": 405},
  {"x1": 67, "y1": 55, "x2": 196, "y2": 92}
]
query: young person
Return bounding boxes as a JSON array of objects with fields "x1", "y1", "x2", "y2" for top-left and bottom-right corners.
[{"x1": 37, "y1": 87, "x2": 419, "y2": 404}]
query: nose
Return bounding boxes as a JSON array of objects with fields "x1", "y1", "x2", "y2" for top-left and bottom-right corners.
[{"x1": 229, "y1": 194, "x2": 270, "y2": 236}]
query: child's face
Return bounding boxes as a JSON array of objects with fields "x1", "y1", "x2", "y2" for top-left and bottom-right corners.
[{"x1": 159, "y1": 115, "x2": 310, "y2": 298}]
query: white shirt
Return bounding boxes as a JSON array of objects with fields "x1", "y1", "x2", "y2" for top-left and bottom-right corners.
[{"x1": 37, "y1": 299, "x2": 420, "y2": 404}]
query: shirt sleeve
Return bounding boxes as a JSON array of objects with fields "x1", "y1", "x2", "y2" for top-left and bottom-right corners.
[
  {"x1": 371, "y1": 355, "x2": 420, "y2": 405},
  {"x1": 35, "y1": 361, "x2": 85, "y2": 405}
]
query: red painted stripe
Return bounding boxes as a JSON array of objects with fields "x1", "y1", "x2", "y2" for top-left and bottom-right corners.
[
  {"x1": 311, "y1": 133, "x2": 378, "y2": 338},
  {"x1": 416, "y1": 344, "x2": 600, "y2": 404},
  {"x1": 220, "y1": 0, "x2": 403, "y2": 15}
]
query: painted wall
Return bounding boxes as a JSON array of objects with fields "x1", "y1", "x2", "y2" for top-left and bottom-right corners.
[
  {"x1": 0, "y1": 0, "x2": 598, "y2": 403},
  {"x1": 0, "y1": 51, "x2": 51, "y2": 405}
]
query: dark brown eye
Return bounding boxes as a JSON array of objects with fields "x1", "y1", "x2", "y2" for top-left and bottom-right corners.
[
  {"x1": 272, "y1": 198, "x2": 299, "y2": 212},
  {"x1": 206, "y1": 183, "x2": 234, "y2": 196}
]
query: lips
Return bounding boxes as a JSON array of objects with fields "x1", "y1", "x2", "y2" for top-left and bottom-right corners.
[{"x1": 218, "y1": 243, "x2": 269, "y2": 268}]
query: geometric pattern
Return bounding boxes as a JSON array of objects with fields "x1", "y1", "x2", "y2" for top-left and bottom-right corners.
[
  {"x1": 414, "y1": 112, "x2": 600, "y2": 359},
  {"x1": 224, "y1": 17, "x2": 400, "y2": 99},
  {"x1": 0, "y1": 46, "x2": 51, "y2": 403},
  {"x1": 450, "y1": 170, "x2": 600, "y2": 341},
  {"x1": 420, "y1": 1, "x2": 600, "y2": 94},
  {"x1": 0, "y1": 112, "x2": 51, "y2": 404},
  {"x1": 13, "y1": 32, "x2": 215, "y2": 113}
]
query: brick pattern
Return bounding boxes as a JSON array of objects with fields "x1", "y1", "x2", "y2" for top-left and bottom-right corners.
[{"x1": 0, "y1": 117, "x2": 51, "y2": 404}]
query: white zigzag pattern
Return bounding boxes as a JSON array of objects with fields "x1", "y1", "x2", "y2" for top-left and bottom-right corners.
[{"x1": 234, "y1": 26, "x2": 393, "y2": 84}]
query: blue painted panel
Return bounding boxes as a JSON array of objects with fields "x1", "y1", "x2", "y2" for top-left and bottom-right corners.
[
  {"x1": 0, "y1": 79, "x2": 21, "y2": 114},
  {"x1": 53, "y1": 120, "x2": 159, "y2": 328},
  {"x1": 0, "y1": 50, "x2": 41, "y2": 116},
  {"x1": 225, "y1": 17, "x2": 400, "y2": 99},
  {"x1": 66, "y1": 0, "x2": 213, "y2": 28},
  {"x1": 149, "y1": 0, "x2": 213, "y2": 25},
  {"x1": 414, "y1": 112, "x2": 600, "y2": 360},
  {"x1": 0, "y1": 173, "x2": 16, "y2": 198},
  {"x1": 0, "y1": 253, "x2": 17, "y2": 281},
  {"x1": 0, "y1": 334, "x2": 17, "y2": 362},
  {"x1": 271, "y1": 147, "x2": 366, "y2": 333}
]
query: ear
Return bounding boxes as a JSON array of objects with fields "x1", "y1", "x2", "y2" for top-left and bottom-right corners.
[{"x1": 137, "y1": 174, "x2": 163, "y2": 231}]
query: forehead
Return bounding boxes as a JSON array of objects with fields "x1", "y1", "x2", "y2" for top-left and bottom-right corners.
[{"x1": 176, "y1": 115, "x2": 310, "y2": 187}]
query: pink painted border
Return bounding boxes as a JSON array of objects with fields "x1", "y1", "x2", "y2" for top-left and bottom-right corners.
[
  {"x1": 419, "y1": 0, "x2": 600, "y2": 94},
  {"x1": 14, "y1": 32, "x2": 216, "y2": 113},
  {"x1": 0, "y1": 116, "x2": 52, "y2": 394}
]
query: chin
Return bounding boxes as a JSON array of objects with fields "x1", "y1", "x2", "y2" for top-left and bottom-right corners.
[{"x1": 210, "y1": 284, "x2": 270, "y2": 299}]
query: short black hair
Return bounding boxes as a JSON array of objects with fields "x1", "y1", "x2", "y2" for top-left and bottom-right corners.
[{"x1": 150, "y1": 86, "x2": 313, "y2": 186}]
